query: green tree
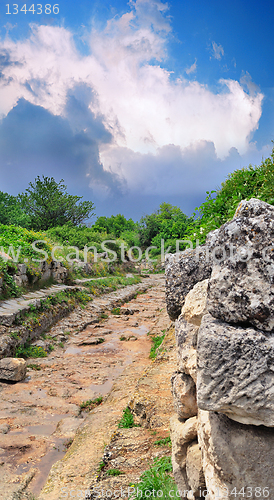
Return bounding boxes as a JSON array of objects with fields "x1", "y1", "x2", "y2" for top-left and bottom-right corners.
[
  {"x1": 19, "y1": 176, "x2": 95, "y2": 231},
  {"x1": 0, "y1": 191, "x2": 30, "y2": 227},
  {"x1": 92, "y1": 214, "x2": 136, "y2": 237}
]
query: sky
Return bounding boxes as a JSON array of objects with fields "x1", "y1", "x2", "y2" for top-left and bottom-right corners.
[{"x1": 0, "y1": 0, "x2": 274, "y2": 221}]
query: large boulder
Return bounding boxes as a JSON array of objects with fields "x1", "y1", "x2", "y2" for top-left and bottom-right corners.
[
  {"x1": 0, "y1": 357, "x2": 27, "y2": 382},
  {"x1": 176, "y1": 316, "x2": 198, "y2": 383},
  {"x1": 171, "y1": 372, "x2": 198, "y2": 420},
  {"x1": 197, "y1": 313, "x2": 274, "y2": 427},
  {"x1": 206, "y1": 198, "x2": 274, "y2": 332},
  {"x1": 185, "y1": 442, "x2": 206, "y2": 498},
  {"x1": 165, "y1": 247, "x2": 212, "y2": 321},
  {"x1": 198, "y1": 409, "x2": 274, "y2": 500}
]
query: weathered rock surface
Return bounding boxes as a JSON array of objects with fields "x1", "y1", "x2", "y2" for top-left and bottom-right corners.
[
  {"x1": 198, "y1": 409, "x2": 274, "y2": 500},
  {"x1": 171, "y1": 372, "x2": 198, "y2": 420},
  {"x1": 165, "y1": 247, "x2": 212, "y2": 321},
  {"x1": 0, "y1": 357, "x2": 27, "y2": 381},
  {"x1": 176, "y1": 316, "x2": 198, "y2": 382},
  {"x1": 197, "y1": 313, "x2": 274, "y2": 426},
  {"x1": 181, "y1": 279, "x2": 209, "y2": 326},
  {"x1": 170, "y1": 415, "x2": 197, "y2": 499},
  {"x1": 186, "y1": 442, "x2": 205, "y2": 498},
  {"x1": 207, "y1": 198, "x2": 274, "y2": 332}
]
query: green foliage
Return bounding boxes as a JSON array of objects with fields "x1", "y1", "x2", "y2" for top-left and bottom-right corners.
[
  {"x1": 111, "y1": 307, "x2": 121, "y2": 315},
  {"x1": 106, "y1": 468, "x2": 124, "y2": 476},
  {"x1": 186, "y1": 147, "x2": 274, "y2": 245},
  {"x1": 0, "y1": 191, "x2": 30, "y2": 227},
  {"x1": 92, "y1": 214, "x2": 136, "y2": 238},
  {"x1": 131, "y1": 457, "x2": 177, "y2": 499},
  {"x1": 149, "y1": 335, "x2": 165, "y2": 359},
  {"x1": 15, "y1": 343, "x2": 48, "y2": 359},
  {"x1": 154, "y1": 436, "x2": 171, "y2": 447},
  {"x1": 139, "y1": 202, "x2": 192, "y2": 255},
  {"x1": 19, "y1": 176, "x2": 95, "y2": 230},
  {"x1": 118, "y1": 407, "x2": 138, "y2": 428},
  {"x1": 27, "y1": 363, "x2": 42, "y2": 370},
  {"x1": 80, "y1": 397, "x2": 103, "y2": 411}
]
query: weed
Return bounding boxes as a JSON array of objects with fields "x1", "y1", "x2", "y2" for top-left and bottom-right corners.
[
  {"x1": 100, "y1": 313, "x2": 108, "y2": 320},
  {"x1": 80, "y1": 397, "x2": 103, "y2": 411},
  {"x1": 154, "y1": 436, "x2": 171, "y2": 447},
  {"x1": 131, "y1": 457, "x2": 177, "y2": 498},
  {"x1": 98, "y1": 461, "x2": 105, "y2": 471},
  {"x1": 64, "y1": 438, "x2": 73, "y2": 449},
  {"x1": 118, "y1": 407, "x2": 138, "y2": 429},
  {"x1": 119, "y1": 335, "x2": 127, "y2": 341},
  {"x1": 111, "y1": 307, "x2": 121, "y2": 315},
  {"x1": 27, "y1": 363, "x2": 41, "y2": 371},
  {"x1": 9, "y1": 331, "x2": 20, "y2": 339},
  {"x1": 58, "y1": 342, "x2": 64, "y2": 348},
  {"x1": 106, "y1": 469, "x2": 124, "y2": 476},
  {"x1": 15, "y1": 343, "x2": 48, "y2": 359},
  {"x1": 149, "y1": 335, "x2": 165, "y2": 359}
]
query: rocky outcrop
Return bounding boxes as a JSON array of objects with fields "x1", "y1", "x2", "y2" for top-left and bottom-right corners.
[
  {"x1": 0, "y1": 357, "x2": 26, "y2": 381},
  {"x1": 167, "y1": 199, "x2": 274, "y2": 499},
  {"x1": 165, "y1": 247, "x2": 212, "y2": 321},
  {"x1": 197, "y1": 314, "x2": 274, "y2": 427},
  {"x1": 207, "y1": 198, "x2": 274, "y2": 332}
]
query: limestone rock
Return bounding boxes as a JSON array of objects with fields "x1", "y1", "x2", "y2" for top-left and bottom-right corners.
[
  {"x1": 198, "y1": 409, "x2": 274, "y2": 500},
  {"x1": 206, "y1": 198, "x2": 274, "y2": 332},
  {"x1": 165, "y1": 247, "x2": 212, "y2": 321},
  {"x1": 186, "y1": 442, "x2": 206, "y2": 497},
  {"x1": 176, "y1": 316, "x2": 198, "y2": 382},
  {"x1": 171, "y1": 372, "x2": 198, "y2": 420},
  {"x1": 197, "y1": 313, "x2": 274, "y2": 427},
  {"x1": 181, "y1": 279, "x2": 209, "y2": 326},
  {"x1": 170, "y1": 415, "x2": 198, "y2": 499},
  {"x1": 0, "y1": 357, "x2": 27, "y2": 382}
]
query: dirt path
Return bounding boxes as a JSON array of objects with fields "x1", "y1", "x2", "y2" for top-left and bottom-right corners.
[{"x1": 0, "y1": 274, "x2": 173, "y2": 500}]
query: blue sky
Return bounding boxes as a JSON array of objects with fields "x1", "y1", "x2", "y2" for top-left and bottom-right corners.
[{"x1": 0, "y1": 0, "x2": 273, "y2": 220}]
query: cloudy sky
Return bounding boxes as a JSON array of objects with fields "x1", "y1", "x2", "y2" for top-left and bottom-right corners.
[{"x1": 0, "y1": 0, "x2": 273, "y2": 220}]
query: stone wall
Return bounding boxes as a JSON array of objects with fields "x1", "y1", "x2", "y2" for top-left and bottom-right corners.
[{"x1": 167, "y1": 199, "x2": 274, "y2": 499}]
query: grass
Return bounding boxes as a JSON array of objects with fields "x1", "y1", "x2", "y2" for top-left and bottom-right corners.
[
  {"x1": 130, "y1": 456, "x2": 177, "y2": 499},
  {"x1": 9, "y1": 331, "x2": 20, "y2": 339},
  {"x1": 15, "y1": 343, "x2": 48, "y2": 359},
  {"x1": 100, "y1": 312, "x2": 108, "y2": 320},
  {"x1": 106, "y1": 468, "x2": 124, "y2": 476},
  {"x1": 154, "y1": 436, "x2": 171, "y2": 447},
  {"x1": 27, "y1": 363, "x2": 42, "y2": 370},
  {"x1": 149, "y1": 334, "x2": 165, "y2": 360},
  {"x1": 118, "y1": 407, "x2": 138, "y2": 428},
  {"x1": 80, "y1": 396, "x2": 103, "y2": 411}
]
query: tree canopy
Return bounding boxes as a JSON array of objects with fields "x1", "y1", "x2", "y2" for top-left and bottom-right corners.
[{"x1": 19, "y1": 176, "x2": 95, "y2": 231}]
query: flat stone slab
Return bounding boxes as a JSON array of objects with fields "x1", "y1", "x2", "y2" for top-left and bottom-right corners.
[{"x1": 0, "y1": 285, "x2": 80, "y2": 327}]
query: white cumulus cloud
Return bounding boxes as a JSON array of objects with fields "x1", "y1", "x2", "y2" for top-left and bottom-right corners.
[{"x1": 0, "y1": 0, "x2": 264, "y2": 198}]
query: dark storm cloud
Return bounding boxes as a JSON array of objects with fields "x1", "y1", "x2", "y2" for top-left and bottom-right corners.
[{"x1": 0, "y1": 97, "x2": 126, "y2": 197}]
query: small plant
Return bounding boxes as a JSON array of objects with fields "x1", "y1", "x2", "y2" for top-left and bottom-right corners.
[
  {"x1": 111, "y1": 307, "x2": 121, "y2": 315},
  {"x1": 106, "y1": 468, "x2": 124, "y2": 476},
  {"x1": 100, "y1": 312, "x2": 108, "y2": 320},
  {"x1": 98, "y1": 461, "x2": 105, "y2": 471},
  {"x1": 15, "y1": 343, "x2": 48, "y2": 359},
  {"x1": 9, "y1": 331, "x2": 20, "y2": 339},
  {"x1": 64, "y1": 438, "x2": 73, "y2": 449},
  {"x1": 131, "y1": 457, "x2": 177, "y2": 498},
  {"x1": 118, "y1": 407, "x2": 138, "y2": 429},
  {"x1": 149, "y1": 334, "x2": 165, "y2": 360},
  {"x1": 119, "y1": 335, "x2": 127, "y2": 341},
  {"x1": 27, "y1": 363, "x2": 41, "y2": 371},
  {"x1": 80, "y1": 396, "x2": 103, "y2": 411},
  {"x1": 154, "y1": 436, "x2": 171, "y2": 447},
  {"x1": 58, "y1": 342, "x2": 64, "y2": 348}
]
